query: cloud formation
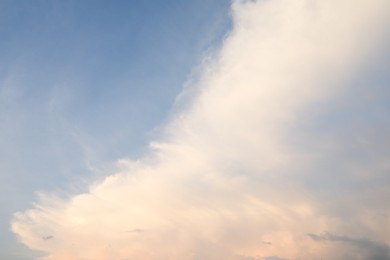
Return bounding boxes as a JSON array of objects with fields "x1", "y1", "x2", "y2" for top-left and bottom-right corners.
[
  {"x1": 11, "y1": 0, "x2": 390, "y2": 259},
  {"x1": 308, "y1": 233, "x2": 390, "y2": 260}
]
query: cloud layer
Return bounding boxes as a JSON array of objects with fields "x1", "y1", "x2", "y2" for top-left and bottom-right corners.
[{"x1": 11, "y1": 0, "x2": 390, "y2": 259}]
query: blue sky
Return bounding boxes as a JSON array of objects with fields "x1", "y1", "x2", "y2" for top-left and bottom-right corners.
[
  {"x1": 2, "y1": 0, "x2": 390, "y2": 259},
  {"x1": 0, "y1": 1, "x2": 230, "y2": 259}
]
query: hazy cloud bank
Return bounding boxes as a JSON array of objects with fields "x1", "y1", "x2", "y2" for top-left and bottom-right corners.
[{"x1": 12, "y1": 0, "x2": 390, "y2": 259}]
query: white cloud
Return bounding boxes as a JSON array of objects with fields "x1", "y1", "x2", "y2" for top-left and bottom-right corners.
[{"x1": 11, "y1": 0, "x2": 390, "y2": 259}]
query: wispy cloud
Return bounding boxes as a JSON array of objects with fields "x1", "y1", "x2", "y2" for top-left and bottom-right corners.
[
  {"x1": 308, "y1": 233, "x2": 390, "y2": 260},
  {"x1": 11, "y1": 0, "x2": 390, "y2": 259}
]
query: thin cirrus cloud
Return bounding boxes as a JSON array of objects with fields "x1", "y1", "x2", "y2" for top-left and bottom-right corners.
[{"x1": 11, "y1": 0, "x2": 390, "y2": 259}]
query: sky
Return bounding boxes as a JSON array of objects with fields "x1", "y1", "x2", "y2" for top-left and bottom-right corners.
[
  {"x1": 0, "y1": 1, "x2": 231, "y2": 258},
  {"x1": 1, "y1": 0, "x2": 390, "y2": 259}
]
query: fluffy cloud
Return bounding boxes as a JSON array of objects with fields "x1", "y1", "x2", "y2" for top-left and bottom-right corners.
[{"x1": 11, "y1": 0, "x2": 390, "y2": 259}]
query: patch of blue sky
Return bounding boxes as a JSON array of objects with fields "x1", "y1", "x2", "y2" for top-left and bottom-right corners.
[{"x1": 0, "y1": 1, "x2": 231, "y2": 259}]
